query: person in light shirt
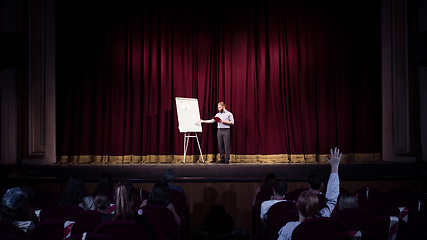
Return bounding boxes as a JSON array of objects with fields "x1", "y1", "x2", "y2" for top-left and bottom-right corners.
[
  {"x1": 198, "y1": 102, "x2": 234, "y2": 164},
  {"x1": 277, "y1": 148, "x2": 342, "y2": 240}
]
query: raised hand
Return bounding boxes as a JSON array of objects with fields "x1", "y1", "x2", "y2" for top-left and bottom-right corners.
[{"x1": 326, "y1": 147, "x2": 341, "y2": 173}]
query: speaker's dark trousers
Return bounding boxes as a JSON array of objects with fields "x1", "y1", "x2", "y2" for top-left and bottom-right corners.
[{"x1": 217, "y1": 128, "x2": 231, "y2": 162}]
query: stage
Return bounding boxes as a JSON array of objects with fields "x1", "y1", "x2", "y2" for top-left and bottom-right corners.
[{"x1": 3, "y1": 162, "x2": 427, "y2": 183}]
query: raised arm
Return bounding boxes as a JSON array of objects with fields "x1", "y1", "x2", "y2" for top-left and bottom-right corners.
[{"x1": 318, "y1": 147, "x2": 341, "y2": 217}]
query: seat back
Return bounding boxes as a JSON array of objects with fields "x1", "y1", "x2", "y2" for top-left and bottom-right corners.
[
  {"x1": 288, "y1": 188, "x2": 308, "y2": 202},
  {"x1": 0, "y1": 220, "x2": 27, "y2": 237},
  {"x1": 38, "y1": 210, "x2": 54, "y2": 222},
  {"x1": 332, "y1": 230, "x2": 383, "y2": 240},
  {"x1": 388, "y1": 207, "x2": 427, "y2": 235},
  {"x1": 169, "y1": 189, "x2": 187, "y2": 218},
  {"x1": 291, "y1": 217, "x2": 348, "y2": 240},
  {"x1": 386, "y1": 187, "x2": 415, "y2": 203},
  {"x1": 69, "y1": 210, "x2": 103, "y2": 233},
  {"x1": 64, "y1": 232, "x2": 117, "y2": 240},
  {"x1": 332, "y1": 208, "x2": 374, "y2": 231},
  {"x1": 35, "y1": 195, "x2": 61, "y2": 211},
  {"x1": 29, "y1": 219, "x2": 83, "y2": 240},
  {"x1": 254, "y1": 188, "x2": 274, "y2": 215},
  {"x1": 142, "y1": 204, "x2": 177, "y2": 240},
  {"x1": 375, "y1": 194, "x2": 407, "y2": 209},
  {"x1": 133, "y1": 188, "x2": 149, "y2": 212},
  {"x1": 94, "y1": 219, "x2": 151, "y2": 240},
  {"x1": 0, "y1": 234, "x2": 30, "y2": 240},
  {"x1": 277, "y1": 209, "x2": 299, "y2": 231},
  {"x1": 266, "y1": 201, "x2": 296, "y2": 239},
  {"x1": 50, "y1": 204, "x2": 84, "y2": 220},
  {"x1": 354, "y1": 187, "x2": 383, "y2": 205},
  {"x1": 360, "y1": 201, "x2": 391, "y2": 217},
  {"x1": 360, "y1": 216, "x2": 414, "y2": 240}
]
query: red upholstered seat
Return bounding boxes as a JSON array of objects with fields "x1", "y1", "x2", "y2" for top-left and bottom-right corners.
[
  {"x1": 386, "y1": 187, "x2": 415, "y2": 203},
  {"x1": 142, "y1": 204, "x2": 177, "y2": 240},
  {"x1": 360, "y1": 201, "x2": 391, "y2": 217},
  {"x1": 64, "y1": 232, "x2": 117, "y2": 240},
  {"x1": 0, "y1": 220, "x2": 28, "y2": 237},
  {"x1": 50, "y1": 204, "x2": 84, "y2": 220},
  {"x1": 277, "y1": 209, "x2": 299, "y2": 232},
  {"x1": 35, "y1": 195, "x2": 61, "y2": 211},
  {"x1": 354, "y1": 187, "x2": 383, "y2": 205},
  {"x1": 287, "y1": 188, "x2": 308, "y2": 202},
  {"x1": 0, "y1": 234, "x2": 30, "y2": 240},
  {"x1": 387, "y1": 207, "x2": 427, "y2": 235},
  {"x1": 332, "y1": 230, "x2": 383, "y2": 240},
  {"x1": 332, "y1": 207, "x2": 374, "y2": 231},
  {"x1": 252, "y1": 188, "x2": 273, "y2": 240},
  {"x1": 93, "y1": 219, "x2": 151, "y2": 240},
  {"x1": 360, "y1": 216, "x2": 414, "y2": 240},
  {"x1": 29, "y1": 219, "x2": 84, "y2": 240},
  {"x1": 266, "y1": 201, "x2": 296, "y2": 239},
  {"x1": 291, "y1": 217, "x2": 348, "y2": 240},
  {"x1": 69, "y1": 210, "x2": 103, "y2": 233}
]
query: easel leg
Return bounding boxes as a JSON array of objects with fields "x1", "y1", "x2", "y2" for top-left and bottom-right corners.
[
  {"x1": 195, "y1": 133, "x2": 204, "y2": 164},
  {"x1": 183, "y1": 133, "x2": 188, "y2": 164}
]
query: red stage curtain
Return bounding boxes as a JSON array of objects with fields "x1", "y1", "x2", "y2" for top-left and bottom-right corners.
[{"x1": 56, "y1": 0, "x2": 381, "y2": 163}]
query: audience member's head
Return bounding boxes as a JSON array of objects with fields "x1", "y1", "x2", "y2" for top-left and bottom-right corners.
[
  {"x1": 163, "y1": 169, "x2": 176, "y2": 184},
  {"x1": 60, "y1": 174, "x2": 89, "y2": 205},
  {"x1": 147, "y1": 181, "x2": 170, "y2": 207},
  {"x1": 114, "y1": 181, "x2": 134, "y2": 220},
  {"x1": 261, "y1": 173, "x2": 276, "y2": 190},
  {"x1": 0, "y1": 187, "x2": 28, "y2": 222},
  {"x1": 337, "y1": 193, "x2": 358, "y2": 211},
  {"x1": 273, "y1": 180, "x2": 288, "y2": 198},
  {"x1": 321, "y1": 174, "x2": 331, "y2": 194},
  {"x1": 297, "y1": 190, "x2": 319, "y2": 220},
  {"x1": 96, "y1": 172, "x2": 114, "y2": 190},
  {"x1": 308, "y1": 175, "x2": 322, "y2": 193},
  {"x1": 93, "y1": 193, "x2": 110, "y2": 214}
]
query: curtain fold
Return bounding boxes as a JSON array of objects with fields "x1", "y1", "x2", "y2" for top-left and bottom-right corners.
[{"x1": 56, "y1": 0, "x2": 381, "y2": 163}]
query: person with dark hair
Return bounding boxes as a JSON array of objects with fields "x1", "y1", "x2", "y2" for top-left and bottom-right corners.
[
  {"x1": 60, "y1": 174, "x2": 95, "y2": 210},
  {"x1": 337, "y1": 193, "x2": 358, "y2": 211},
  {"x1": 93, "y1": 192, "x2": 110, "y2": 214},
  {"x1": 0, "y1": 187, "x2": 38, "y2": 233},
  {"x1": 198, "y1": 101, "x2": 235, "y2": 164},
  {"x1": 140, "y1": 181, "x2": 181, "y2": 226},
  {"x1": 96, "y1": 172, "x2": 114, "y2": 191},
  {"x1": 308, "y1": 175, "x2": 322, "y2": 194},
  {"x1": 99, "y1": 181, "x2": 159, "y2": 240},
  {"x1": 277, "y1": 148, "x2": 342, "y2": 240},
  {"x1": 92, "y1": 172, "x2": 114, "y2": 202},
  {"x1": 260, "y1": 180, "x2": 288, "y2": 222},
  {"x1": 163, "y1": 169, "x2": 189, "y2": 207},
  {"x1": 252, "y1": 173, "x2": 276, "y2": 206}
]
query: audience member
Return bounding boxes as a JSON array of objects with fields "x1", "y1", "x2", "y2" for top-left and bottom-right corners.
[
  {"x1": 93, "y1": 192, "x2": 111, "y2": 214},
  {"x1": 99, "y1": 181, "x2": 159, "y2": 240},
  {"x1": 277, "y1": 147, "x2": 342, "y2": 240},
  {"x1": 95, "y1": 172, "x2": 114, "y2": 191},
  {"x1": 60, "y1": 174, "x2": 95, "y2": 210},
  {"x1": 308, "y1": 175, "x2": 322, "y2": 194},
  {"x1": 337, "y1": 193, "x2": 358, "y2": 211},
  {"x1": 252, "y1": 173, "x2": 276, "y2": 206},
  {"x1": 163, "y1": 169, "x2": 189, "y2": 207},
  {"x1": 260, "y1": 180, "x2": 288, "y2": 222},
  {"x1": 203, "y1": 205, "x2": 234, "y2": 235},
  {"x1": 0, "y1": 187, "x2": 38, "y2": 233},
  {"x1": 140, "y1": 181, "x2": 181, "y2": 226}
]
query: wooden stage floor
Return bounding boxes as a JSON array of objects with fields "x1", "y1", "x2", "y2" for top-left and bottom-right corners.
[{"x1": 3, "y1": 161, "x2": 427, "y2": 183}]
